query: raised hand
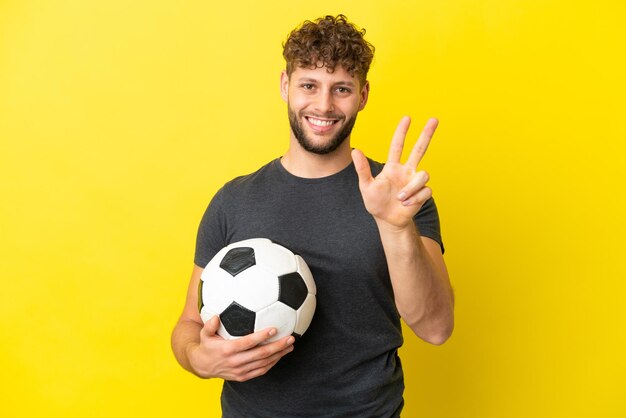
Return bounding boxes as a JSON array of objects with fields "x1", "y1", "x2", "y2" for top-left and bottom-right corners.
[{"x1": 352, "y1": 116, "x2": 438, "y2": 229}]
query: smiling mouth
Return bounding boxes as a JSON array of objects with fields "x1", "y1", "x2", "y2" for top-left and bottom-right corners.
[{"x1": 305, "y1": 116, "x2": 339, "y2": 127}]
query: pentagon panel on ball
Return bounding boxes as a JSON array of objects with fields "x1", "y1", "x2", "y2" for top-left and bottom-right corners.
[
  {"x1": 219, "y1": 247, "x2": 256, "y2": 276},
  {"x1": 199, "y1": 238, "x2": 316, "y2": 343}
]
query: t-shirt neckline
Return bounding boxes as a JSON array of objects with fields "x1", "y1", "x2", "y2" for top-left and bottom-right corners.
[{"x1": 272, "y1": 157, "x2": 356, "y2": 184}]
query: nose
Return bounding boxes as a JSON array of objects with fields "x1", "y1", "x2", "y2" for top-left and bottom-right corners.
[{"x1": 314, "y1": 90, "x2": 334, "y2": 114}]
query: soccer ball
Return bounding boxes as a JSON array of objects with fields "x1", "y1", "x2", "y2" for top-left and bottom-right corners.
[{"x1": 198, "y1": 238, "x2": 316, "y2": 342}]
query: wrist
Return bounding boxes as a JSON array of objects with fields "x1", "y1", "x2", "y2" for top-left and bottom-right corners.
[
  {"x1": 374, "y1": 217, "x2": 418, "y2": 236},
  {"x1": 374, "y1": 219, "x2": 425, "y2": 260}
]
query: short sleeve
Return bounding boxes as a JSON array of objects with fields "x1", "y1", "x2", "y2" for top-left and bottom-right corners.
[
  {"x1": 194, "y1": 188, "x2": 228, "y2": 268},
  {"x1": 414, "y1": 197, "x2": 444, "y2": 254}
]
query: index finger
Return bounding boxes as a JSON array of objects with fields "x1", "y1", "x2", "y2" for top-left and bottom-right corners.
[
  {"x1": 232, "y1": 327, "x2": 279, "y2": 352},
  {"x1": 406, "y1": 118, "x2": 438, "y2": 170}
]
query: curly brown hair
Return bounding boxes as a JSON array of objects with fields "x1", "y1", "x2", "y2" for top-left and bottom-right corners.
[{"x1": 282, "y1": 15, "x2": 375, "y2": 86}]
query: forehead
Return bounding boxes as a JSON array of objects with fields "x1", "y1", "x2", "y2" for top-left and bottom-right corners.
[{"x1": 290, "y1": 65, "x2": 359, "y2": 86}]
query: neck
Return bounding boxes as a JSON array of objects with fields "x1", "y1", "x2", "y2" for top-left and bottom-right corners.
[{"x1": 280, "y1": 136, "x2": 353, "y2": 178}]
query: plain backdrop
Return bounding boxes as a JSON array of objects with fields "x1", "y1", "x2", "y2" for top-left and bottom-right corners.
[{"x1": 1, "y1": 0, "x2": 624, "y2": 417}]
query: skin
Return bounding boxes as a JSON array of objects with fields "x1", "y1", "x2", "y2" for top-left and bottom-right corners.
[
  {"x1": 171, "y1": 265, "x2": 295, "y2": 381},
  {"x1": 279, "y1": 66, "x2": 368, "y2": 178},
  {"x1": 352, "y1": 116, "x2": 454, "y2": 343},
  {"x1": 171, "y1": 64, "x2": 454, "y2": 382}
]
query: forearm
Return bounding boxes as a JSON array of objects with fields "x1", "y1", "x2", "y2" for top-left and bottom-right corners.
[
  {"x1": 171, "y1": 317, "x2": 204, "y2": 376},
  {"x1": 377, "y1": 220, "x2": 454, "y2": 345}
]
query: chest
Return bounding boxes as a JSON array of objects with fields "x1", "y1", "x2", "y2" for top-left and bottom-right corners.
[{"x1": 227, "y1": 184, "x2": 382, "y2": 262}]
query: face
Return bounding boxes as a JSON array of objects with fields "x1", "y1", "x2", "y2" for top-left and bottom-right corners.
[{"x1": 281, "y1": 65, "x2": 369, "y2": 155}]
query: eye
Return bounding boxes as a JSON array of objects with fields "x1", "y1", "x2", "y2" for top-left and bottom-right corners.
[
  {"x1": 335, "y1": 86, "x2": 352, "y2": 94},
  {"x1": 301, "y1": 83, "x2": 314, "y2": 90}
]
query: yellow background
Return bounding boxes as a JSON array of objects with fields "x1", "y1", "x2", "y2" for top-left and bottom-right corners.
[{"x1": 1, "y1": 0, "x2": 624, "y2": 417}]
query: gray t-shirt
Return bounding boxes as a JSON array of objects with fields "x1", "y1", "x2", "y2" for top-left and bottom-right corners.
[{"x1": 195, "y1": 158, "x2": 443, "y2": 418}]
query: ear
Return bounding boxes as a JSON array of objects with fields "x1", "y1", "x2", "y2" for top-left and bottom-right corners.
[
  {"x1": 280, "y1": 70, "x2": 289, "y2": 103},
  {"x1": 358, "y1": 80, "x2": 370, "y2": 111}
]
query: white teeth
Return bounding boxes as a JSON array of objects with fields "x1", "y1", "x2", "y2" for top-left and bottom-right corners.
[{"x1": 307, "y1": 117, "x2": 335, "y2": 127}]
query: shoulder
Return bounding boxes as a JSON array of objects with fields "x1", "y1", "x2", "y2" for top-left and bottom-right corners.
[{"x1": 220, "y1": 159, "x2": 280, "y2": 195}]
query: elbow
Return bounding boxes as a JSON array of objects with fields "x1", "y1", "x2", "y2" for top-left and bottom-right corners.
[
  {"x1": 420, "y1": 297, "x2": 455, "y2": 346},
  {"x1": 422, "y1": 325, "x2": 453, "y2": 346},
  {"x1": 409, "y1": 316, "x2": 454, "y2": 346}
]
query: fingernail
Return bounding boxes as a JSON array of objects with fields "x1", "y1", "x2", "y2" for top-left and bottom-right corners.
[
  {"x1": 287, "y1": 336, "x2": 295, "y2": 345},
  {"x1": 397, "y1": 192, "x2": 407, "y2": 200},
  {"x1": 268, "y1": 328, "x2": 277, "y2": 336}
]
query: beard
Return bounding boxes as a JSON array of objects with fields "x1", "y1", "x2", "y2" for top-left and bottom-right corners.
[{"x1": 288, "y1": 107, "x2": 358, "y2": 155}]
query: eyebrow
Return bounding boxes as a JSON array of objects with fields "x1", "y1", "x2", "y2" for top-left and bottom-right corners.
[{"x1": 297, "y1": 78, "x2": 356, "y2": 88}]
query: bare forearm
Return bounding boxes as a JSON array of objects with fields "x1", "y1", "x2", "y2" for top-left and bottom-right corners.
[
  {"x1": 171, "y1": 318, "x2": 203, "y2": 375},
  {"x1": 377, "y1": 221, "x2": 454, "y2": 345}
]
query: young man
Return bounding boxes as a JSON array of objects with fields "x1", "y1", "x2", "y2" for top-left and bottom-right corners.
[{"x1": 171, "y1": 15, "x2": 454, "y2": 417}]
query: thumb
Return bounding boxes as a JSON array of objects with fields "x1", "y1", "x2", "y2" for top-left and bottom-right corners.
[
  {"x1": 351, "y1": 149, "x2": 373, "y2": 189},
  {"x1": 202, "y1": 315, "x2": 220, "y2": 338}
]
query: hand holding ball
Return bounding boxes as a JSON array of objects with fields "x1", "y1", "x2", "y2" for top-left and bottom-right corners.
[{"x1": 199, "y1": 238, "x2": 317, "y2": 343}]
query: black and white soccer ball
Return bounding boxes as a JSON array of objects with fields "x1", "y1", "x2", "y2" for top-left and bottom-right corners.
[{"x1": 199, "y1": 238, "x2": 316, "y2": 342}]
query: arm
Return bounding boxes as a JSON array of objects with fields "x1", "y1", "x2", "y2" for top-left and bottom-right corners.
[
  {"x1": 376, "y1": 222, "x2": 454, "y2": 344},
  {"x1": 171, "y1": 265, "x2": 295, "y2": 381},
  {"x1": 352, "y1": 116, "x2": 454, "y2": 345}
]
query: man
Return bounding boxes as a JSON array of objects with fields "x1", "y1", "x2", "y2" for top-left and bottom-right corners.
[{"x1": 171, "y1": 15, "x2": 454, "y2": 417}]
